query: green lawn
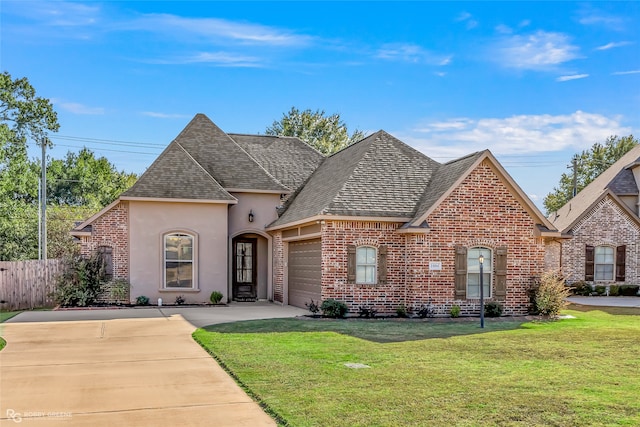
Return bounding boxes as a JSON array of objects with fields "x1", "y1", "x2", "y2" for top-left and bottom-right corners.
[
  {"x1": 193, "y1": 305, "x2": 640, "y2": 427},
  {"x1": 1, "y1": 310, "x2": 23, "y2": 351}
]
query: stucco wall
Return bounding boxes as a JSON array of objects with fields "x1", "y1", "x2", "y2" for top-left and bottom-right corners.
[
  {"x1": 129, "y1": 200, "x2": 229, "y2": 304},
  {"x1": 560, "y1": 197, "x2": 639, "y2": 285}
]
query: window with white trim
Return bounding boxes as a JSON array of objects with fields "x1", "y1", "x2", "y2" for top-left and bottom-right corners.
[
  {"x1": 164, "y1": 233, "x2": 195, "y2": 288},
  {"x1": 356, "y1": 246, "x2": 377, "y2": 284},
  {"x1": 467, "y1": 247, "x2": 492, "y2": 298},
  {"x1": 594, "y1": 246, "x2": 614, "y2": 281}
]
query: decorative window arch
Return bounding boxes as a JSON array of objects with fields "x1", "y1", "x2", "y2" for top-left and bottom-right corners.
[
  {"x1": 347, "y1": 244, "x2": 388, "y2": 285},
  {"x1": 163, "y1": 232, "x2": 197, "y2": 289}
]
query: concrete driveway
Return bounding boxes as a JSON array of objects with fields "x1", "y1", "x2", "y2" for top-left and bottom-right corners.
[
  {"x1": 567, "y1": 296, "x2": 640, "y2": 307},
  {"x1": 0, "y1": 303, "x2": 307, "y2": 426}
]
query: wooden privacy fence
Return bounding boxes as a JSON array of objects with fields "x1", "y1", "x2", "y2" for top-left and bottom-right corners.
[{"x1": 0, "y1": 259, "x2": 66, "y2": 310}]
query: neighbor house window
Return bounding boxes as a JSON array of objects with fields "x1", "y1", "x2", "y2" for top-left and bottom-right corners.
[
  {"x1": 467, "y1": 247, "x2": 492, "y2": 298},
  {"x1": 356, "y1": 246, "x2": 377, "y2": 284},
  {"x1": 594, "y1": 246, "x2": 614, "y2": 281},
  {"x1": 164, "y1": 233, "x2": 195, "y2": 288}
]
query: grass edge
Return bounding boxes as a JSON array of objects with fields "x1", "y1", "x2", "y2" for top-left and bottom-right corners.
[{"x1": 192, "y1": 330, "x2": 291, "y2": 427}]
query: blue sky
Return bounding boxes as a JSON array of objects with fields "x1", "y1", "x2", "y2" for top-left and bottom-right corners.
[{"x1": 3, "y1": 1, "x2": 639, "y2": 211}]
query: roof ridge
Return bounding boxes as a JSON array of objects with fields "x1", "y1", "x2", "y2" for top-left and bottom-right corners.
[{"x1": 228, "y1": 135, "x2": 293, "y2": 192}]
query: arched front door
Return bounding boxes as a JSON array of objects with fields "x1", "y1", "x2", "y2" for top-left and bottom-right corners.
[{"x1": 232, "y1": 236, "x2": 257, "y2": 301}]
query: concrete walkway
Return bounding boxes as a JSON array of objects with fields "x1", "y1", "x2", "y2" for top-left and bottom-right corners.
[
  {"x1": 567, "y1": 296, "x2": 640, "y2": 308},
  {"x1": 0, "y1": 303, "x2": 307, "y2": 426}
]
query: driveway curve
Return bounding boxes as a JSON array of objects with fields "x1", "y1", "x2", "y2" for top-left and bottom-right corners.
[{"x1": 0, "y1": 303, "x2": 306, "y2": 426}]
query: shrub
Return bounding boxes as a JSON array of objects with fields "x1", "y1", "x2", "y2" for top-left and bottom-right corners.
[
  {"x1": 450, "y1": 305, "x2": 461, "y2": 318},
  {"x1": 358, "y1": 306, "x2": 378, "y2": 318},
  {"x1": 571, "y1": 281, "x2": 592, "y2": 296},
  {"x1": 209, "y1": 291, "x2": 223, "y2": 304},
  {"x1": 136, "y1": 295, "x2": 150, "y2": 306},
  {"x1": 609, "y1": 285, "x2": 619, "y2": 296},
  {"x1": 594, "y1": 285, "x2": 606, "y2": 295},
  {"x1": 109, "y1": 279, "x2": 130, "y2": 304},
  {"x1": 416, "y1": 304, "x2": 435, "y2": 318},
  {"x1": 53, "y1": 253, "x2": 107, "y2": 307},
  {"x1": 535, "y1": 271, "x2": 570, "y2": 316},
  {"x1": 396, "y1": 304, "x2": 408, "y2": 318},
  {"x1": 305, "y1": 299, "x2": 320, "y2": 315},
  {"x1": 320, "y1": 299, "x2": 348, "y2": 318},
  {"x1": 619, "y1": 285, "x2": 640, "y2": 296},
  {"x1": 175, "y1": 295, "x2": 186, "y2": 305},
  {"x1": 484, "y1": 301, "x2": 503, "y2": 317}
]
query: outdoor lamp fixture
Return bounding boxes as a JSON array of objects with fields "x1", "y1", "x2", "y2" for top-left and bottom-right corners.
[
  {"x1": 479, "y1": 254, "x2": 485, "y2": 329},
  {"x1": 248, "y1": 210, "x2": 254, "y2": 223}
]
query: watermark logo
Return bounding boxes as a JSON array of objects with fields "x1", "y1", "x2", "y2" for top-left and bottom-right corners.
[{"x1": 6, "y1": 409, "x2": 72, "y2": 423}]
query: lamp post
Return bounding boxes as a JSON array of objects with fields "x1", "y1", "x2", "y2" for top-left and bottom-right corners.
[{"x1": 479, "y1": 254, "x2": 485, "y2": 329}]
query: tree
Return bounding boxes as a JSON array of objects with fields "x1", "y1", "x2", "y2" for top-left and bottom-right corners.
[
  {"x1": 265, "y1": 107, "x2": 365, "y2": 155},
  {"x1": 1, "y1": 72, "x2": 58, "y2": 260},
  {"x1": 544, "y1": 135, "x2": 638, "y2": 214}
]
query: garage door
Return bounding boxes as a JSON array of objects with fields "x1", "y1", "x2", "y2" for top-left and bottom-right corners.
[{"x1": 288, "y1": 239, "x2": 321, "y2": 309}]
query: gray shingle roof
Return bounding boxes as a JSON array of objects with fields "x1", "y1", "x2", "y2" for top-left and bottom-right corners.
[
  {"x1": 123, "y1": 141, "x2": 235, "y2": 201},
  {"x1": 175, "y1": 115, "x2": 289, "y2": 192},
  {"x1": 229, "y1": 133, "x2": 325, "y2": 192},
  {"x1": 550, "y1": 145, "x2": 640, "y2": 232},
  {"x1": 270, "y1": 130, "x2": 441, "y2": 226}
]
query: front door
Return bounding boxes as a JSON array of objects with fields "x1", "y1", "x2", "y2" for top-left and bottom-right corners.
[{"x1": 233, "y1": 238, "x2": 257, "y2": 301}]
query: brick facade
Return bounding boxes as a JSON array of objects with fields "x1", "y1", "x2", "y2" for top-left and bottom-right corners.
[
  {"x1": 317, "y1": 161, "x2": 547, "y2": 315},
  {"x1": 557, "y1": 197, "x2": 639, "y2": 285},
  {"x1": 78, "y1": 201, "x2": 130, "y2": 303}
]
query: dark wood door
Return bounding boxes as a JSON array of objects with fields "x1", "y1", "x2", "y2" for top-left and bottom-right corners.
[{"x1": 233, "y1": 238, "x2": 257, "y2": 301}]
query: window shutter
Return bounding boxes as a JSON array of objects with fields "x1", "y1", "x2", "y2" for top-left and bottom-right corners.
[
  {"x1": 585, "y1": 245, "x2": 594, "y2": 281},
  {"x1": 495, "y1": 246, "x2": 507, "y2": 300},
  {"x1": 99, "y1": 246, "x2": 113, "y2": 279},
  {"x1": 455, "y1": 246, "x2": 467, "y2": 299},
  {"x1": 347, "y1": 245, "x2": 356, "y2": 283},
  {"x1": 378, "y1": 245, "x2": 387, "y2": 284},
  {"x1": 616, "y1": 245, "x2": 626, "y2": 282}
]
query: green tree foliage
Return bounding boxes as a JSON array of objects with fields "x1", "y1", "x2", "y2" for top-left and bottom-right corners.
[
  {"x1": 544, "y1": 135, "x2": 638, "y2": 214},
  {"x1": 266, "y1": 107, "x2": 365, "y2": 155},
  {"x1": 47, "y1": 148, "x2": 137, "y2": 209}
]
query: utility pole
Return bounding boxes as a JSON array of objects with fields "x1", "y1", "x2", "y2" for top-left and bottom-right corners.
[
  {"x1": 41, "y1": 140, "x2": 47, "y2": 261},
  {"x1": 571, "y1": 155, "x2": 578, "y2": 198}
]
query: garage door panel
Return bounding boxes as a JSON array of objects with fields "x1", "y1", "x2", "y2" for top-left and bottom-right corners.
[{"x1": 288, "y1": 239, "x2": 321, "y2": 309}]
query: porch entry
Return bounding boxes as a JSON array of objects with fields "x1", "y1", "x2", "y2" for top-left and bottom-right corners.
[{"x1": 233, "y1": 237, "x2": 257, "y2": 301}]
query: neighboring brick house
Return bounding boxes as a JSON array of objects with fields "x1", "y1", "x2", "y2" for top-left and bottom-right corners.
[
  {"x1": 546, "y1": 145, "x2": 640, "y2": 291},
  {"x1": 72, "y1": 114, "x2": 559, "y2": 315}
]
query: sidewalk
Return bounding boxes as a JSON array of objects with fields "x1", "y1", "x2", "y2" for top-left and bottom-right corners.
[{"x1": 567, "y1": 296, "x2": 640, "y2": 308}]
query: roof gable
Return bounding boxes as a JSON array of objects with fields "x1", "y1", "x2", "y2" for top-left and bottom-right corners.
[
  {"x1": 550, "y1": 145, "x2": 640, "y2": 232},
  {"x1": 174, "y1": 114, "x2": 289, "y2": 192},
  {"x1": 122, "y1": 140, "x2": 235, "y2": 201},
  {"x1": 269, "y1": 130, "x2": 440, "y2": 226}
]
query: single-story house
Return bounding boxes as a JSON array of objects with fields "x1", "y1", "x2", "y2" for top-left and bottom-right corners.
[
  {"x1": 546, "y1": 145, "x2": 640, "y2": 288},
  {"x1": 72, "y1": 114, "x2": 560, "y2": 315}
]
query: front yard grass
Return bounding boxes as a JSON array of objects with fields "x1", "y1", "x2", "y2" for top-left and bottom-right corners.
[
  {"x1": 1, "y1": 310, "x2": 23, "y2": 351},
  {"x1": 193, "y1": 306, "x2": 640, "y2": 427}
]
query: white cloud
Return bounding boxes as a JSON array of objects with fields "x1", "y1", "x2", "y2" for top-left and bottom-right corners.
[
  {"x1": 154, "y1": 51, "x2": 263, "y2": 67},
  {"x1": 595, "y1": 41, "x2": 632, "y2": 50},
  {"x1": 4, "y1": 1, "x2": 100, "y2": 26},
  {"x1": 128, "y1": 13, "x2": 312, "y2": 47},
  {"x1": 556, "y1": 74, "x2": 589, "y2": 82},
  {"x1": 55, "y1": 101, "x2": 104, "y2": 115},
  {"x1": 376, "y1": 43, "x2": 451, "y2": 65},
  {"x1": 495, "y1": 24, "x2": 513, "y2": 34},
  {"x1": 141, "y1": 112, "x2": 190, "y2": 119},
  {"x1": 398, "y1": 111, "x2": 631, "y2": 160},
  {"x1": 493, "y1": 31, "x2": 581, "y2": 70},
  {"x1": 455, "y1": 11, "x2": 478, "y2": 29},
  {"x1": 578, "y1": 9, "x2": 624, "y2": 29},
  {"x1": 612, "y1": 70, "x2": 640, "y2": 75}
]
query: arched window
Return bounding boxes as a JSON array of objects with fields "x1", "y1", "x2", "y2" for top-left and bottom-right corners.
[
  {"x1": 467, "y1": 247, "x2": 492, "y2": 298},
  {"x1": 356, "y1": 246, "x2": 377, "y2": 284},
  {"x1": 164, "y1": 233, "x2": 195, "y2": 289},
  {"x1": 594, "y1": 246, "x2": 614, "y2": 281}
]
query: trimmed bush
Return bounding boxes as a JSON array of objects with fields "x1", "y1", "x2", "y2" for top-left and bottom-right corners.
[
  {"x1": 136, "y1": 295, "x2": 150, "y2": 305},
  {"x1": 109, "y1": 279, "x2": 130, "y2": 304},
  {"x1": 210, "y1": 291, "x2": 223, "y2": 304},
  {"x1": 536, "y1": 271, "x2": 570, "y2": 316},
  {"x1": 320, "y1": 299, "x2": 348, "y2": 318},
  {"x1": 396, "y1": 304, "x2": 408, "y2": 318},
  {"x1": 595, "y1": 285, "x2": 607, "y2": 295},
  {"x1": 416, "y1": 304, "x2": 435, "y2": 318},
  {"x1": 571, "y1": 281, "x2": 593, "y2": 296},
  {"x1": 484, "y1": 301, "x2": 503, "y2": 317},
  {"x1": 609, "y1": 285, "x2": 619, "y2": 296},
  {"x1": 358, "y1": 306, "x2": 378, "y2": 318},
  {"x1": 619, "y1": 285, "x2": 640, "y2": 296},
  {"x1": 450, "y1": 305, "x2": 461, "y2": 318}
]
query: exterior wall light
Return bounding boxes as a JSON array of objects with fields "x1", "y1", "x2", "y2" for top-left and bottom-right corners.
[{"x1": 248, "y1": 210, "x2": 254, "y2": 223}]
